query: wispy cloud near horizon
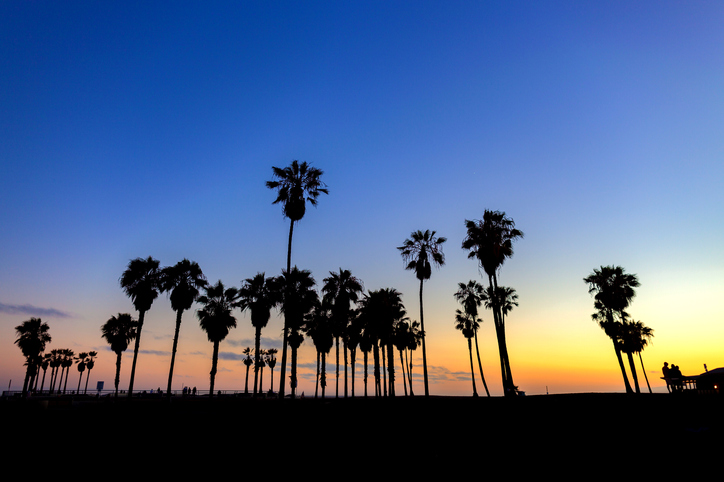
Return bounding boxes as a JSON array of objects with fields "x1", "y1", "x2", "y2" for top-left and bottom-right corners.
[{"x1": 0, "y1": 302, "x2": 72, "y2": 319}]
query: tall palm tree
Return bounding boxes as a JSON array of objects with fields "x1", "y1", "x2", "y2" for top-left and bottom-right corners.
[
  {"x1": 322, "y1": 268, "x2": 364, "y2": 398},
  {"x1": 266, "y1": 348, "x2": 278, "y2": 394},
  {"x1": 454, "y1": 309, "x2": 480, "y2": 397},
  {"x1": 238, "y1": 273, "x2": 282, "y2": 395},
  {"x1": 60, "y1": 349, "x2": 75, "y2": 394},
  {"x1": 304, "y1": 302, "x2": 334, "y2": 398},
  {"x1": 49, "y1": 348, "x2": 62, "y2": 394},
  {"x1": 14, "y1": 318, "x2": 52, "y2": 397},
  {"x1": 267, "y1": 160, "x2": 328, "y2": 398},
  {"x1": 120, "y1": 256, "x2": 161, "y2": 397},
  {"x1": 160, "y1": 259, "x2": 207, "y2": 398},
  {"x1": 101, "y1": 313, "x2": 137, "y2": 398},
  {"x1": 196, "y1": 280, "x2": 240, "y2": 398},
  {"x1": 584, "y1": 265, "x2": 640, "y2": 394},
  {"x1": 243, "y1": 347, "x2": 254, "y2": 393},
  {"x1": 278, "y1": 267, "x2": 318, "y2": 398},
  {"x1": 398, "y1": 229, "x2": 446, "y2": 397},
  {"x1": 38, "y1": 353, "x2": 51, "y2": 394},
  {"x1": 622, "y1": 319, "x2": 655, "y2": 393},
  {"x1": 454, "y1": 280, "x2": 491, "y2": 397},
  {"x1": 462, "y1": 210, "x2": 523, "y2": 396}
]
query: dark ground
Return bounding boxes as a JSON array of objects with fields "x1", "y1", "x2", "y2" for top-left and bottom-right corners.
[{"x1": 4, "y1": 392, "x2": 721, "y2": 474}]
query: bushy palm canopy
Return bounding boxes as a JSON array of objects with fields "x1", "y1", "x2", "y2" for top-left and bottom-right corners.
[
  {"x1": 462, "y1": 210, "x2": 523, "y2": 281},
  {"x1": 197, "y1": 281, "x2": 240, "y2": 344},
  {"x1": 238, "y1": 272, "x2": 282, "y2": 330},
  {"x1": 15, "y1": 317, "x2": 51, "y2": 361},
  {"x1": 119, "y1": 256, "x2": 161, "y2": 313},
  {"x1": 266, "y1": 160, "x2": 329, "y2": 223},
  {"x1": 398, "y1": 229, "x2": 447, "y2": 282},
  {"x1": 160, "y1": 259, "x2": 207, "y2": 313},
  {"x1": 322, "y1": 268, "x2": 364, "y2": 334},
  {"x1": 101, "y1": 313, "x2": 137, "y2": 355},
  {"x1": 279, "y1": 267, "x2": 318, "y2": 332},
  {"x1": 584, "y1": 265, "x2": 640, "y2": 316},
  {"x1": 454, "y1": 280, "x2": 486, "y2": 319}
]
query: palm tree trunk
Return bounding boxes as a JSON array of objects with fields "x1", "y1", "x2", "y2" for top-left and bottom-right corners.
[
  {"x1": 386, "y1": 342, "x2": 396, "y2": 397},
  {"x1": 254, "y1": 328, "x2": 262, "y2": 395},
  {"x1": 209, "y1": 340, "x2": 219, "y2": 397},
  {"x1": 468, "y1": 338, "x2": 478, "y2": 397},
  {"x1": 613, "y1": 340, "x2": 634, "y2": 394},
  {"x1": 167, "y1": 309, "x2": 184, "y2": 398},
  {"x1": 407, "y1": 349, "x2": 415, "y2": 396},
  {"x1": 335, "y1": 337, "x2": 340, "y2": 398},
  {"x1": 314, "y1": 350, "x2": 320, "y2": 398},
  {"x1": 350, "y1": 347, "x2": 357, "y2": 397},
  {"x1": 343, "y1": 339, "x2": 349, "y2": 398},
  {"x1": 639, "y1": 352, "x2": 652, "y2": 393},
  {"x1": 419, "y1": 279, "x2": 430, "y2": 397},
  {"x1": 491, "y1": 274, "x2": 516, "y2": 396},
  {"x1": 77, "y1": 371, "x2": 83, "y2": 393},
  {"x1": 278, "y1": 219, "x2": 294, "y2": 399},
  {"x1": 473, "y1": 331, "x2": 490, "y2": 397},
  {"x1": 84, "y1": 368, "x2": 91, "y2": 394},
  {"x1": 291, "y1": 344, "x2": 298, "y2": 398},
  {"x1": 363, "y1": 351, "x2": 369, "y2": 397},
  {"x1": 399, "y1": 349, "x2": 408, "y2": 396},
  {"x1": 114, "y1": 352, "x2": 122, "y2": 398},
  {"x1": 128, "y1": 309, "x2": 146, "y2": 397},
  {"x1": 627, "y1": 352, "x2": 641, "y2": 393},
  {"x1": 321, "y1": 352, "x2": 327, "y2": 398}
]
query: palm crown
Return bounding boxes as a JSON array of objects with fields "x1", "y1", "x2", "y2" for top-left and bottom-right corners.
[
  {"x1": 398, "y1": 229, "x2": 447, "y2": 281},
  {"x1": 266, "y1": 160, "x2": 328, "y2": 223}
]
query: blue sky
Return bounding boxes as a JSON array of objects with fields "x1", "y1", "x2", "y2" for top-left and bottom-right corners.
[{"x1": 2, "y1": 1, "x2": 723, "y2": 396}]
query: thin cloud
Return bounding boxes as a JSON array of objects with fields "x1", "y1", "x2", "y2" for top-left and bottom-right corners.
[{"x1": 0, "y1": 302, "x2": 72, "y2": 319}]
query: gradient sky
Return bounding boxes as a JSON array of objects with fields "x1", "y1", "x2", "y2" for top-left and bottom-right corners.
[{"x1": 2, "y1": 1, "x2": 722, "y2": 396}]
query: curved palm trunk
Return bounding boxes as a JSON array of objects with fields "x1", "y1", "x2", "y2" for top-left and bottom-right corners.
[
  {"x1": 209, "y1": 340, "x2": 219, "y2": 397},
  {"x1": 167, "y1": 308, "x2": 185, "y2": 398},
  {"x1": 84, "y1": 368, "x2": 91, "y2": 394},
  {"x1": 639, "y1": 352, "x2": 652, "y2": 393},
  {"x1": 399, "y1": 349, "x2": 408, "y2": 396},
  {"x1": 490, "y1": 274, "x2": 515, "y2": 396},
  {"x1": 473, "y1": 331, "x2": 491, "y2": 397},
  {"x1": 627, "y1": 352, "x2": 641, "y2": 393},
  {"x1": 613, "y1": 340, "x2": 634, "y2": 394},
  {"x1": 467, "y1": 338, "x2": 478, "y2": 397},
  {"x1": 419, "y1": 279, "x2": 430, "y2": 397},
  {"x1": 113, "y1": 352, "x2": 123, "y2": 398},
  {"x1": 279, "y1": 219, "x2": 294, "y2": 399},
  {"x1": 128, "y1": 309, "x2": 147, "y2": 397}
]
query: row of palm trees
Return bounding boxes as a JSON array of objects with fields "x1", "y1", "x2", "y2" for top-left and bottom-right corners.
[{"x1": 584, "y1": 265, "x2": 655, "y2": 394}]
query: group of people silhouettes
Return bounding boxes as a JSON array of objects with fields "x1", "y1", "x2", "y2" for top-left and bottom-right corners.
[{"x1": 662, "y1": 362, "x2": 684, "y2": 392}]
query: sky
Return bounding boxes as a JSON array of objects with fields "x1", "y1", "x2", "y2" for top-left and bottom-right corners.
[{"x1": 2, "y1": 1, "x2": 723, "y2": 397}]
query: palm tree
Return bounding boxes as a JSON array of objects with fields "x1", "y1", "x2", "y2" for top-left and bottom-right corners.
[
  {"x1": 322, "y1": 268, "x2": 364, "y2": 398},
  {"x1": 38, "y1": 353, "x2": 51, "y2": 394},
  {"x1": 75, "y1": 352, "x2": 89, "y2": 393},
  {"x1": 101, "y1": 313, "x2": 137, "y2": 398},
  {"x1": 454, "y1": 309, "x2": 480, "y2": 396},
  {"x1": 83, "y1": 351, "x2": 97, "y2": 394},
  {"x1": 60, "y1": 349, "x2": 75, "y2": 394},
  {"x1": 398, "y1": 229, "x2": 446, "y2": 397},
  {"x1": 256, "y1": 349, "x2": 267, "y2": 393},
  {"x1": 14, "y1": 318, "x2": 52, "y2": 397},
  {"x1": 49, "y1": 348, "x2": 62, "y2": 394},
  {"x1": 196, "y1": 280, "x2": 240, "y2": 398},
  {"x1": 278, "y1": 267, "x2": 318, "y2": 398},
  {"x1": 462, "y1": 210, "x2": 523, "y2": 396},
  {"x1": 454, "y1": 280, "x2": 490, "y2": 397},
  {"x1": 623, "y1": 320, "x2": 655, "y2": 393},
  {"x1": 243, "y1": 347, "x2": 253, "y2": 393},
  {"x1": 266, "y1": 348, "x2": 278, "y2": 394},
  {"x1": 160, "y1": 259, "x2": 207, "y2": 398},
  {"x1": 238, "y1": 273, "x2": 282, "y2": 395},
  {"x1": 267, "y1": 160, "x2": 328, "y2": 398},
  {"x1": 304, "y1": 302, "x2": 334, "y2": 398},
  {"x1": 120, "y1": 256, "x2": 161, "y2": 397},
  {"x1": 584, "y1": 265, "x2": 640, "y2": 394}
]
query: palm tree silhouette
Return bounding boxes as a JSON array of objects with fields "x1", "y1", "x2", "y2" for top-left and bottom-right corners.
[
  {"x1": 101, "y1": 313, "x2": 137, "y2": 398},
  {"x1": 267, "y1": 160, "x2": 328, "y2": 398},
  {"x1": 238, "y1": 273, "x2": 283, "y2": 395},
  {"x1": 622, "y1": 318, "x2": 654, "y2": 393},
  {"x1": 120, "y1": 256, "x2": 161, "y2": 397},
  {"x1": 584, "y1": 265, "x2": 640, "y2": 394},
  {"x1": 454, "y1": 309, "x2": 480, "y2": 396},
  {"x1": 160, "y1": 259, "x2": 207, "y2": 398},
  {"x1": 304, "y1": 301, "x2": 334, "y2": 398},
  {"x1": 322, "y1": 268, "x2": 364, "y2": 398},
  {"x1": 398, "y1": 229, "x2": 446, "y2": 397},
  {"x1": 278, "y1": 267, "x2": 318, "y2": 398},
  {"x1": 38, "y1": 354, "x2": 51, "y2": 394},
  {"x1": 75, "y1": 352, "x2": 89, "y2": 393},
  {"x1": 83, "y1": 351, "x2": 97, "y2": 394},
  {"x1": 196, "y1": 280, "x2": 240, "y2": 398},
  {"x1": 243, "y1": 347, "x2": 254, "y2": 393},
  {"x1": 462, "y1": 210, "x2": 523, "y2": 396},
  {"x1": 14, "y1": 317, "x2": 52, "y2": 397},
  {"x1": 454, "y1": 280, "x2": 491, "y2": 397},
  {"x1": 266, "y1": 348, "x2": 278, "y2": 394},
  {"x1": 60, "y1": 349, "x2": 74, "y2": 394}
]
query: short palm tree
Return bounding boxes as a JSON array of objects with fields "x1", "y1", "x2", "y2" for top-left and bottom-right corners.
[
  {"x1": 462, "y1": 210, "x2": 523, "y2": 396},
  {"x1": 75, "y1": 352, "x2": 89, "y2": 393},
  {"x1": 238, "y1": 273, "x2": 282, "y2": 395},
  {"x1": 398, "y1": 229, "x2": 446, "y2": 396},
  {"x1": 304, "y1": 302, "x2": 334, "y2": 398},
  {"x1": 160, "y1": 259, "x2": 207, "y2": 397},
  {"x1": 322, "y1": 268, "x2": 364, "y2": 398},
  {"x1": 266, "y1": 348, "x2": 278, "y2": 394},
  {"x1": 267, "y1": 160, "x2": 328, "y2": 398},
  {"x1": 243, "y1": 347, "x2": 254, "y2": 393},
  {"x1": 101, "y1": 313, "x2": 137, "y2": 398},
  {"x1": 196, "y1": 280, "x2": 240, "y2": 398},
  {"x1": 14, "y1": 317, "x2": 52, "y2": 397},
  {"x1": 454, "y1": 309, "x2": 481, "y2": 397},
  {"x1": 584, "y1": 265, "x2": 640, "y2": 394},
  {"x1": 454, "y1": 280, "x2": 490, "y2": 397},
  {"x1": 83, "y1": 351, "x2": 97, "y2": 394},
  {"x1": 120, "y1": 256, "x2": 161, "y2": 396}
]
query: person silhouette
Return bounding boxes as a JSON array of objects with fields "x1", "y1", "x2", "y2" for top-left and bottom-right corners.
[{"x1": 662, "y1": 362, "x2": 671, "y2": 392}]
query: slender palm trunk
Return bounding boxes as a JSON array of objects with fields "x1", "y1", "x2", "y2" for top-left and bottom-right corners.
[
  {"x1": 473, "y1": 331, "x2": 490, "y2": 397},
  {"x1": 343, "y1": 340, "x2": 349, "y2": 398},
  {"x1": 77, "y1": 371, "x2": 83, "y2": 393},
  {"x1": 373, "y1": 344, "x2": 381, "y2": 397},
  {"x1": 253, "y1": 327, "x2": 262, "y2": 395},
  {"x1": 613, "y1": 340, "x2": 634, "y2": 394},
  {"x1": 314, "y1": 350, "x2": 320, "y2": 398},
  {"x1": 407, "y1": 349, "x2": 415, "y2": 396},
  {"x1": 244, "y1": 364, "x2": 250, "y2": 393},
  {"x1": 639, "y1": 352, "x2": 652, "y2": 393},
  {"x1": 386, "y1": 342, "x2": 396, "y2": 397},
  {"x1": 128, "y1": 310, "x2": 146, "y2": 397},
  {"x1": 399, "y1": 349, "x2": 408, "y2": 396},
  {"x1": 419, "y1": 279, "x2": 430, "y2": 396},
  {"x1": 279, "y1": 219, "x2": 294, "y2": 399},
  {"x1": 335, "y1": 337, "x2": 340, "y2": 398},
  {"x1": 167, "y1": 309, "x2": 185, "y2": 398},
  {"x1": 490, "y1": 274, "x2": 515, "y2": 396},
  {"x1": 363, "y1": 351, "x2": 369, "y2": 397},
  {"x1": 321, "y1": 352, "x2": 327, "y2": 398},
  {"x1": 627, "y1": 352, "x2": 641, "y2": 393},
  {"x1": 350, "y1": 347, "x2": 357, "y2": 397},
  {"x1": 114, "y1": 352, "x2": 122, "y2": 398},
  {"x1": 290, "y1": 343, "x2": 298, "y2": 398},
  {"x1": 84, "y1": 368, "x2": 91, "y2": 394},
  {"x1": 209, "y1": 340, "x2": 219, "y2": 397},
  {"x1": 467, "y1": 338, "x2": 478, "y2": 397}
]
